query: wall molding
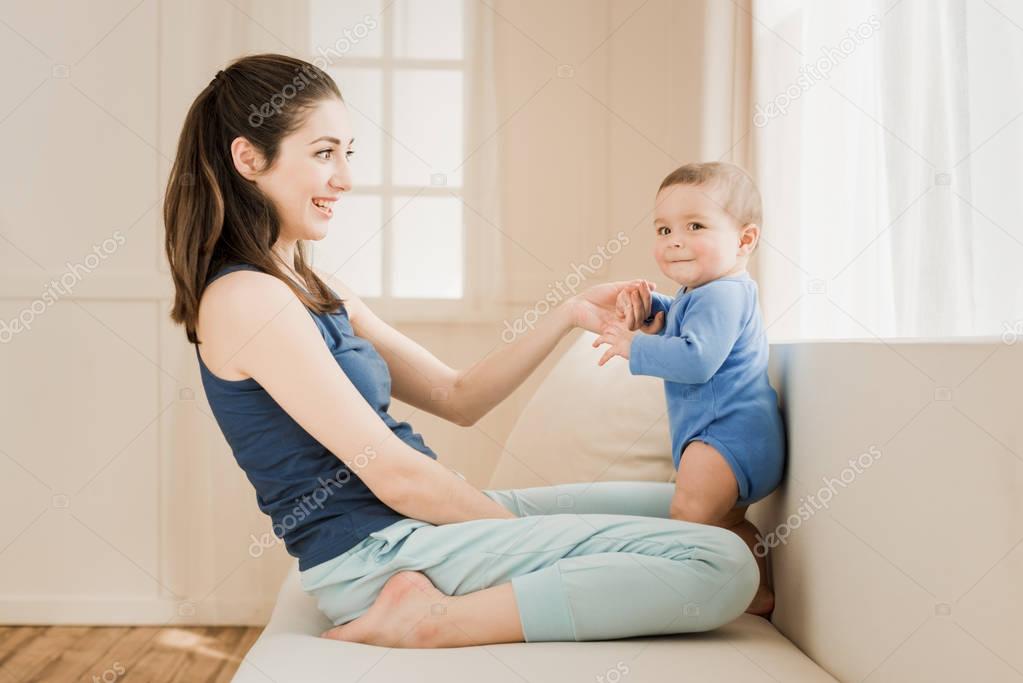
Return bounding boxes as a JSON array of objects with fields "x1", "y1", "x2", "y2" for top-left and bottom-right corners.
[
  {"x1": 0, "y1": 271, "x2": 173, "y2": 302},
  {"x1": 0, "y1": 597, "x2": 273, "y2": 627}
]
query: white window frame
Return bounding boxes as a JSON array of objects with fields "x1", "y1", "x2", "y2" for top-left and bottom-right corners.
[{"x1": 305, "y1": 0, "x2": 502, "y2": 323}]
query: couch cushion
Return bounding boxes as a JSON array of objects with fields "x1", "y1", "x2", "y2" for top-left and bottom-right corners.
[
  {"x1": 231, "y1": 562, "x2": 837, "y2": 683},
  {"x1": 489, "y1": 331, "x2": 675, "y2": 489}
]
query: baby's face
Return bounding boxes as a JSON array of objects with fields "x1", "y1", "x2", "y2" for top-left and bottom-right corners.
[{"x1": 652, "y1": 183, "x2": 748, "y2": 289}]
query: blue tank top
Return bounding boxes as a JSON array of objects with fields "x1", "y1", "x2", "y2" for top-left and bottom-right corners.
[{"x1": 195, "y1": 262, "x2": 438, "y2": 570}]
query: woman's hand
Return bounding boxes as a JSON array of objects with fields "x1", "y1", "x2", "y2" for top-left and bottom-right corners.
[
  {"x1": 569, "y1": 280, "x2": 657, "y2": 334},
  {"x1": 615, "y1": 280, "x2": 662, "y2": 332}
]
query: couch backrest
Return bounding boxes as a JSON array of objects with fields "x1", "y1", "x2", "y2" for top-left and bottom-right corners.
[
  {"x1": 491, "y1": 332, "x2": 1022, "y2": 682},
  {"x1": 490, "y1": 331, "x2": 675, "y2": 488}
]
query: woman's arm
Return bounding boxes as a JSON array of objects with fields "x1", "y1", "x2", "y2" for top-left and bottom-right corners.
[
  {"x1": 442, "y1": 280, "x2": 659, "y2": 424},
  {"x1": 318, "y1": 269, "x2": 649, "y2": 427},
  {"x1": 215, "y1": 270, "x2": 515, "y2": 523}
]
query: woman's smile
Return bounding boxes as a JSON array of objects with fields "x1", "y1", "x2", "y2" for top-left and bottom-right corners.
[{"x1": 311, "y1": 196, "x2": 337, "y2": 219}]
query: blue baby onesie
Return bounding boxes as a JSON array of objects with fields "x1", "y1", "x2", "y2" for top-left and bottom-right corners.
[{"x1": 629, "y1": 272, "x2": 785, "y2": 505}]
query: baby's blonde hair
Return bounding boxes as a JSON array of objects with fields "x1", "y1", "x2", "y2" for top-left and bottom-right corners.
[{"x1": 658, "y1": 162, "x2": 762, "y2": 228}]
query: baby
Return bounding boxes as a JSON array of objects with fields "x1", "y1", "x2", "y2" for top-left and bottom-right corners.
[{"x1": 594, "y1": 161, "x2": 785, "y2": 616}]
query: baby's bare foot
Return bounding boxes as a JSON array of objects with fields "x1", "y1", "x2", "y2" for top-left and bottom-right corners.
[
  {"x1": 745, "y1": 583, "x2": 775, "y2": 618},
  {"x1": 320, "y1": 571, "x2": 448, "y2": 648}
]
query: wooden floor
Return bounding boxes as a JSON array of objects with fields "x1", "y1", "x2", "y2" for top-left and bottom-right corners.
[{"x1": 0, "y1": 626, "x2": 262, "y2": 683}]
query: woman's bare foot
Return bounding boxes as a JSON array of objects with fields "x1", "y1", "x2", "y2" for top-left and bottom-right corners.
[{"x1": 320, "y1": 571, "x2": 450, "y2": 648}]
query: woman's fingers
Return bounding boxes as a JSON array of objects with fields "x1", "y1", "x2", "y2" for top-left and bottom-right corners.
[
  {"x1": 639, "y1": 281, "x2": 652, "y2": 320},
  {"x1": 615, "y1": 280, "x2": 660, "y2": 331},
  {"x1": 615, "y1": 288, "x2": 626, "y2": 309},
  {"x1": 630, "y1": 289, "x2": 643, "y2": 325},
  {"x1": 615, "y1": 289, "x2": 630, "y2": 319},
  {"x1": 618, "y1": 288, "x2": 636, "y2": 329}
]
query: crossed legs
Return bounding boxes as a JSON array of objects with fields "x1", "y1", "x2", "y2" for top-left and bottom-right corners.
[{"x1": 320, "y1": 481, "x2": 759, "y2": 647}]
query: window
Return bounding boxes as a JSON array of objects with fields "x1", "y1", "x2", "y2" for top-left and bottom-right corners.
[
  {"x1": 306, "y1": 0, "x2": 476, "y2": 314},
  {"x1": 752, "y1": 0, "x2": 1023, "y2": 339}
]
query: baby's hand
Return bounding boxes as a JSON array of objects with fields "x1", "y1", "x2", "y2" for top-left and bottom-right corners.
[
  {"x1": 615, "y1": 280, "x2": 666, "y2": 334},
  {"x1": 592, "y1": 318, "x2": 637, "y2": 366}
]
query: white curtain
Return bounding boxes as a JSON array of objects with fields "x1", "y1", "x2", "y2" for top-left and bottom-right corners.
[{"x1": 752, "y1": 0, "x2": 1023, "y2": 340}]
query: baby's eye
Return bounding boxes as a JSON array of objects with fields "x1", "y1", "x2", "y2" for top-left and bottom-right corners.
[
  {"x1": 687, "y1": 222, "x2": 705, "y2": 231},
  {"x1": 656, "y1": 226, "x2": 670, "y2": 236}
]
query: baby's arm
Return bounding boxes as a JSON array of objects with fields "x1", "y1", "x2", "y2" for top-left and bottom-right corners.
[
  {"x1": 629, "y1": 282, "x2": 749, "y2": 384},
  {"x1": 644, "y1": 291, "x2": 674, "y2": 330}
]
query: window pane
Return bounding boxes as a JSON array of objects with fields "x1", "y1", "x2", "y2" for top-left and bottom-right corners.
[
  {"x1": 328, "y1": 68, "x2": 383, "y2": 186},
  {"x1": 313, "y1": 195, "x2": 382, "y2": 297},
  {"x1": 393, "y1": 0, "x2": 463, "y2": 60},
  {"x1": 392, "y1": 69, "x2": 463, "y2": 186},
  {"x1": 309, "y1": 0, "x2": 382, "y2": 60},
  {"x1": 390, "y1": 195, "x2": 463, "y2": 298}
]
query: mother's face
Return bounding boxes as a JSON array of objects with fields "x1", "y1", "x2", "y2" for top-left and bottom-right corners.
[{"x1": 237, "y1": 97, "x2": 355, "y2": 243}]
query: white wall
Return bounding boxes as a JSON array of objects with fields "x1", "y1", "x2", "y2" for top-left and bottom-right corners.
[{"x1": 0, "y1": 0, "x2": 171, "y2": 624}]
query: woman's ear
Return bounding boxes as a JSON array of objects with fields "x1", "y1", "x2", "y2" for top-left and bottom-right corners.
[
  {"x1": 738, "y1": 223, "x2": 760, "y2": 255},
  {"x1": 230, "y1": 136, "x2": 264, "y2": 180}
]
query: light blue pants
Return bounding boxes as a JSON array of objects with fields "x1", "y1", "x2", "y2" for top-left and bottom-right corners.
[{"x1": 299, "y1": 481, "x2": 758, "y2": 642}]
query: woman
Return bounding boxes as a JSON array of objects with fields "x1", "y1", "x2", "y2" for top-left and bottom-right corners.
[{"x1": 164, "y1": 53, "x2": 758, "y2": 647}]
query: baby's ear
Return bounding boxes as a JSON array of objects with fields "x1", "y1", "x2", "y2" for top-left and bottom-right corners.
[{"x1": 739, "y1": 223, "x2": 760, "y2": 253}]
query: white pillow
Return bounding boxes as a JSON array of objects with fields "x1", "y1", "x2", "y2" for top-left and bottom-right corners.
[{"x1": 488, "y1": 331, "x2": 675, "y2": 489}]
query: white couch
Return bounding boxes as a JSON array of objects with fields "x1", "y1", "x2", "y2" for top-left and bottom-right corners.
[{"x1": 231, "y1": 332, "x2": 1022, "y2": 682}]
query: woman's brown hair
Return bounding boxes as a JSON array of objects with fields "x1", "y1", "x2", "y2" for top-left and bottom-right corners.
[{"x1": 164, "y1": 53, "x2": 344, "y2": 344}]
